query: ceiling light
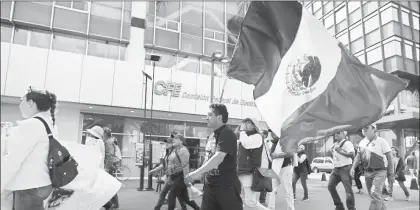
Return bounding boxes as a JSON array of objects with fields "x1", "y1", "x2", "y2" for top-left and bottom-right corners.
[
  {"x1": 130, "y1": 110, "x2": 135, "y2": 113},
  {"x1": 88, "y1": 107, "x2": 93, "y2": 109},
  {"x1": 220, "y1": 58, "x2": 230, "y2": 63},
  {"x1": 212, "y1": 51, "x2": 223, "y2": 59}
]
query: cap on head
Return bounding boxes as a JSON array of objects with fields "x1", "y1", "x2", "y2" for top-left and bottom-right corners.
[{"x1": 87, "y1": 126, "x2": 104, "y2": 139}]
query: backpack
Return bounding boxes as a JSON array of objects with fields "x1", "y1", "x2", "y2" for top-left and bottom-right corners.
[
  {"x1": 34, "y1": 117, "x2": 79, "y2": 188},
  {"x1": 113, "y1": 141, "x2": 122, "y2": 161}
]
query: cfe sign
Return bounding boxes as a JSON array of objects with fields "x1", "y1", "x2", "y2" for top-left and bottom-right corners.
[{"x1": 154, "y1": 80, "x2": 182, "y2": 97}]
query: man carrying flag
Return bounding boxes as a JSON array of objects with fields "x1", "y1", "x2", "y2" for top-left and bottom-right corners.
[{"x1": 227, "y1": 1, "x2": 408, "y2": 154}]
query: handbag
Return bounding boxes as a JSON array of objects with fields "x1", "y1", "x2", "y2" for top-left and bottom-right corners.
[{"x1": 250, "y1": 141, "x2": 276, "y2": 192}]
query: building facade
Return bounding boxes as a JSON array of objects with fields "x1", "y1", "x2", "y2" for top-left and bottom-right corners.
[
  {"x1": 303, "y1": 1, "x2": 420, "y2": 160},
  {"x1": 0, "y1": 1, "x2": 261, "y2": 178}
]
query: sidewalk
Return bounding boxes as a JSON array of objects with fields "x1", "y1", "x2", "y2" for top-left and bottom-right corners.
[{"x1": 308, "y1": 172, "x2": 419, "y2": 188}]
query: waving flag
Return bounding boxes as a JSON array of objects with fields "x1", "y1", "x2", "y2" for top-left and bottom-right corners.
[
  {"x1": 227, "y1": 1, "x2": 408, "y2": 153},
  {"x1": 45, "y1": 141, "x2": 122, "y2": 210}
]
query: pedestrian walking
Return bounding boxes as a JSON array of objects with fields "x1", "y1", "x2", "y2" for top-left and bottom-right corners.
[
  {"x1": 1, "y1": 86, "x2": 57, "y2": 210},
  {"x1": 267, "y1": 129, "x2": 295, "y2": 210},
  {"x1": 103, "y1": 127, "x2": 121, "y2": 210},
  {"x1": 85, "y1": 125, "x2": 106, "y2": 169},
  {"x1": 150, "y1": 132, "x2": 191, "y2": 210},
  {"x1": 236, "y1": 118, "x2": 270, "y2": 210},
  {"x1": 382, "y1": 147, "x2": 410, "y2": 201},
  {"x1": 351, "y1": 124, "x2": 394, "y2": 210},
  {"x1": 292, "y1": 145, "x2": 310, "y2": 201},
  {"x1": 405, "y1": 152, "x2": 417, "y2": 178},
  {"x1": 327, "y1": 131, "x2": 356, "y2": 210},
  {"x1": 354, "y1": 145, "x2": 364, "y2": 194},
  {"x1": 187, "y1": 103, "x2": 243, "y2": 210},
  {"x1": 259, "y1": 130, "x2": 272, "y2": 206}
]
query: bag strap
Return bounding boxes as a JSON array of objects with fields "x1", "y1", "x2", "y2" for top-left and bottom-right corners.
[
  {"x1": 262, "y1": 140, "x2": 271, "y2": 164},
  {"x1": 339, "y1": 139, "x2": 348, "y2": 148},
  {"x1": 34, "y1": 116, "x2": 54, "y2": 140}
]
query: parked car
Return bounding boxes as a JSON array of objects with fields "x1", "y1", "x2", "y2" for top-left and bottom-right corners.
[{"x1": 311, "y1": 157, "x2": 334, "y2": 173}]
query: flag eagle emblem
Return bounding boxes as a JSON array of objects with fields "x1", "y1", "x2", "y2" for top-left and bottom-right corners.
[{"x1": 285, "y1": 54, "x2": 322, "y2": 96}]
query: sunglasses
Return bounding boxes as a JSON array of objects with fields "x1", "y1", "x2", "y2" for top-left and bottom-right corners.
[{"x1": 27, "y1": 86, "x2": 48, "y2": 94}]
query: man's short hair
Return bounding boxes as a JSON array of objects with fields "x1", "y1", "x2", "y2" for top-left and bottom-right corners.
[
  {"x1": 210, "y1": 103, "x2": 229, "y2": 123},
  {"x1": 261, "y1": 130, "x2": 268, "y2": 136}
]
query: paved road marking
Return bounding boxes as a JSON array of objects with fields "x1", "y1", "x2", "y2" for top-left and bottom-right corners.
[{"x1": 389, "y1": 206, "x2": 420, "y2": 210}]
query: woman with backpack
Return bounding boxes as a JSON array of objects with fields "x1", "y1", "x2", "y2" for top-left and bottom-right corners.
[
  {"x1": 103, "y1": 127, "x2": 121, "y2": 210},
  {"x1": 292, "y1": 145, "x2": 310, "y2": 201},
  {"x1": 1, "y1": 86, "x2": 57, "y2": 210},
  {"x1": 236, "y1": 118, "x2": 270, "y2": 210}
]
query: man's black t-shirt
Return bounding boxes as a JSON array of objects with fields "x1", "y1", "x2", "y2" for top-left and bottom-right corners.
[
  {"x1": 271, "y1": 139, "x2": 292, "y2": 168},
  {"x1": 205, "y1": 125, "x2": 238, "y2": 186}
]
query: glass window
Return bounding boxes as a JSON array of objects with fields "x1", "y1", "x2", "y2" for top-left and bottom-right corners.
[
  {"x1": 350, "y1": 24, "x2": 363, "y2": 41},
  {"x1": 404, "y1": 130, "x2": 419, "y2": 152},
  {"x1": 324, "y1": 14, "x2": 334, "y2": 29},
  {"x1": 122, "y1": 22, "x2": 130, "y2": 40},
  {"x1": 177, "y1": 56, "x2": 199, "y2": 73},
  {"x1": 362, "y1": 1, "x2": 378, "y2": 16},
  {"x1": 90, "y1": 3, "x2": 122, "y2": 39},
  {"x1": 226, "y1": 2, "x2": 244, "y2": 35},
  {"x1": 52, "y1": 33, "x2": 86, "y2": 54},
  {"x1": 382, "y1": 21, "x2": 401, "y2": 39},
  {"x1": 383, "y1": 40, "x2": 402, "y2": 58},
  {"x1": 181, "y1": 22, "x2": 203, "y2": 37},
  {"x1": 73, "y1": 1, "x2": 88, "y2": 11},
  {"x1": 325, "y1": 159, "x2": 333, "y2": 164},
  {"x1": 181, "y1": 34, "x2": 202, "y2": 54},
  {"x1": 0, "y1": 24, "x2": 13, "y2": 42},
  {"x1": 364, "y1": 15, "x2": 378, "y2": 33},
  {"x1": 366, "y1": 47, "x2": 382, "y2": 64},
  {"x1": 156, "y1": 2, "x2": 180, "y2": 22},
  {"x1": 350, "y1": 37, "x2": 364, "y2": 53},
  {"x1": 411, "y1": 1, "x2": 419, "y2": 12},
  {"x1": 29, "y1": 29, "x2": 51, "y2": 49},
  {"x1": 146, "y1": 1, "x2": 155, "y2": 15},
  {"x1": 313, "y1": 1, "x2": 322, "y2": 11},
  {"x1": 13, "y1": 27, "x2": 29, "y2": 45},
  {"x1": 55, "y1": 1, "x2": 71, "y2": 7},
  {"x1": 227, "y1": 33, "x2": 238, "y2": 45},
  {"x1": 201, "y1": 60, "x2": 222, "y2": 76},
  {"x1": 402, "y1": 11, "x2": 410, "y2": 26},
  {"x1": 53, "y1": 8, "x2": 88, "y2": 33},
  {"x1": 380, "y1": 7, "x2": 398, "y2": 24},
  {"x1": 365, "y1": 29, "x2": 380, "y2": 47},
  {"x1": 349, "y1": 8, "x2": 362, "y2": 26},
  {"x1": 96, "y1": 2, "x2": 122, "y2": 9},
  {"x1": 0, "y1": 1, "x2": 12, "y2": 19},
  {"x1": 204, "y1": 39, "x2": 225, "y2": 57},
  {"x1": 87, "y1": 39, "x2": 119, "y2": 60},
  {"x1": 124, "y1": 1, "x2": 132, "y2": 10},
  {"x1": 348, "y1": 1, "x2": 361, "y2": 14},
  {"x1": 13, "y1": 2, "x2": 52, "y2": 27},
  {"x1": 416, "y1": 46, "x2": 420, "y2": 62},
  {"x1": 336, "y1": 32, "x2": 349, "y2": 45},
  {"x1": 413, "y1": 15, "x2": 419, "y2": 30},
  {"x1": 152, "y1": 50, "x2": 177, "y2": 68},
  {"x1": 119, "y1": 44, "x2": 127, "y2": 61},
  {"x1": 181, "y1": 2, "x2": 202, "y2": 29},
  {"x1": 405, "y1": 44, "x2": 413, "y2": 59},
  {"x1": 336, "y1": 6, "x2": 346, "y2": 23},
  {"x1": 356, "y1": 53, "x2": 366, "y2": 64},
  {"x1": 205, "y1": 2, "x2": 225, "y2": 32},
  {"x1": 323, "y1": 2, "x2": 334, "y2": 15},
  {"x1": 155, "y1": 28, "x2": 179, "y2": 50}
]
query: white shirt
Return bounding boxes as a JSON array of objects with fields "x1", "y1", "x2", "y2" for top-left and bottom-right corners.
[
  {"x1": 261, "y1": 138, "x2": 273, "y2": 169},
  {"x1": 85, "y1": 137, "x2": 105, "y2": 169},
  {"x1": 1, "y1": 112, "x2": 57, "y2": 191},
  {"x1": 332, "y1": 139, "x2": 354, "y2": 168},
  {"x1": 359, "y1": 136, "x2": 391, "y2": 169}
]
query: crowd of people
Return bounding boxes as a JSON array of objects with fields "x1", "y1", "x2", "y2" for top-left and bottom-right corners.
[{"x1": 0, "y1": 87, "x2": 418, "y2": 210}]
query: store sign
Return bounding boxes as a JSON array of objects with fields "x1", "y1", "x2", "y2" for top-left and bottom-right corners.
[
  {"x1": 154, "y1": 80, "x2": 182, "y2": 97},
  {"x1": 153, "y1": 80, "x2": 256, "y2": 107},
  {"x1": 135, "y1": 142, "x2": 144, "y2": 166}
]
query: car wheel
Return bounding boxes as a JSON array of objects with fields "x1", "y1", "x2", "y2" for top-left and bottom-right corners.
[{"x1": 312, "y1": 167, "x2": 319, "y2": 173}]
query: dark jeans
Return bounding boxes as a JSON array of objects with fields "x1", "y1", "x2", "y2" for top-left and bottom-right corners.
[
  {"x1": 354, "y1": 166, "x2": 363, "y2": 190},
  {"x1": 259, "y1": 191, "x2": 267, "y2": 203},
  {"x1": 201, "y1": 179, "x2": 243, "y2": 210},
  {"x1": 328, "y1": 165, "x2": 355, "y2": 210},
  {"x1": 292, "y1": 172, "x2": 308, "y2": 198},
  {"x1": 13, "y1": 185, "x2": 53, "y2": 210},
  {"x1": 167, "y1": 177, "x2": 200, "y2": 210},
  {"x1": 154, "y1": 181, "x2": 187, "y2": 210},
  {"x1": 105, "y1": 167, "x2": 119, "y2": 209}
]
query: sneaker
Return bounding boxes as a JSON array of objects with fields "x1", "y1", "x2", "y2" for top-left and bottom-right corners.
[
  {"x1": 302, "y1": 197, "x2": 309, "y2": 201},
  {"x1": 356, "y1": 189, "x2": 364, "y2": 194},
  {"x1": 384, "y1": 196, "x2": 394, "y2": 201},
  {"x1": 406, "y1": 195, "x2": 411, "y2": 201}
]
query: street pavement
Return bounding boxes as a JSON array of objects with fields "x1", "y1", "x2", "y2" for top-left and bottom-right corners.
[{"x1": 117, "y1": 175, "x2": 419, "y2": 210}]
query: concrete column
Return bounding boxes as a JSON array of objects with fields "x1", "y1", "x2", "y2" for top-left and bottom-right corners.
[{"x1": 127, "y1": 2, "x2": 147, "y2": 73}]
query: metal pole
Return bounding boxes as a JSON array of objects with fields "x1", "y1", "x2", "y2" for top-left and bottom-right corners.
[
  {"x1": 146, "y1": 62, "x2": 156, "y2": 191},
  {"x1": 138, "y1": 75, "x2": 148, "y2": 191},
  {"x1": 210, "y1": 59, "x2": 215, "y2": 103}
]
